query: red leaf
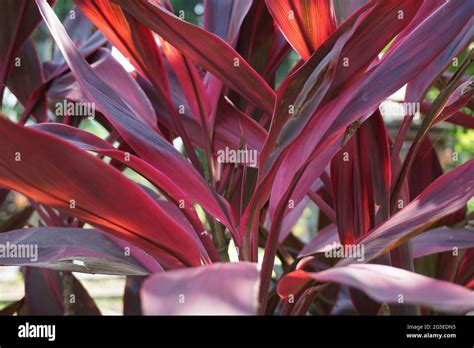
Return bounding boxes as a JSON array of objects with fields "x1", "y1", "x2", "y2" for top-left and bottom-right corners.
[
  {"x1": 338, "y1": 159, "x2": 474, "y2": 266},
  {"x1": 141, "y1": 262, "x2": 260, "y2": 315},
  {"x1": 0, "y1": 116, "x2": 202, "y2": 268},
  {"x1": 411, "y1": 227, "x2": 474, "y2": 259},
  {"x1": 278, "y1": 264, "x2": 474, "y2": 314},
  {"x1": 266, "y1": 0, "x2": 468, "y2": 221},
  {"x1": 36, "y1": 0, "x2": 236, "y2": 236},
  {"x1": 75, "y1": 0, "x2": 168, "y2": 93},
  {"x1": 31, "y1": 122, "x2": 217, "y2": 260},
  {"x1": 0, "y1": 227, "x2": 157, "y2": 275},
  {"x1": 265, "y1": 0, "x2": 337, "y2": 60},
  {"x1": 113, "y1": 0, "x2": 276, "y2": 115}
]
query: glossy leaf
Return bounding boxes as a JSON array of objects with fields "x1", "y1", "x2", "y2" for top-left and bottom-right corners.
[
  {"x1": 265, "y1": 0, "x2": 337, "y2": 60},
  {"x1": 141, "y1": 262, "x2": 260, "y2": 315},
  {"x1": 37, "y1": 0, "x2": 236, "y2": 236},
  {"x1": 114, "y1": 0, "x2": 276, "y2": 115},
  {"x1": 0, "y1": 116, "x2": 202, "y2": 268},
  {"x1": 0, "y1": 227, "x2": 154, "y2": 275},
  {"x1": 278, "y1": 264, "x2": 474, "y2": 314}
]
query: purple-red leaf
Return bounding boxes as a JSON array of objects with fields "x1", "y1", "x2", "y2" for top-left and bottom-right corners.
[
  {"x1": 21, "y1": 268, "x2": 100, "y2": 315},
  {"x1": 0, "y1": 116, "x2": 203, "y2": 268},
  {"x1": 330, "y1": 111, "x2": 391, "y2": 245},
  {"x1": 412, "y1": 227, "x2": 474, "y2": 259},
  {"x1": 338, "y1": 159, "x2": 474, "y2": 266},
  {"x1": 113, "y1": 0, "x2": 276, "y2": 115},
  {"x1": 265, "y1": 0, "x2": 337, "y2": 60},
  {"x1": 141, "y1": 262, "x2": 260, "y2": 315},
  {"x1": 36, "y1": 0, "x2": 236, "y2": 236},
  {"x1": 6, "y1": 39, "x2": 47, "y2": 122},
  {"x1": 0, "y1": 227, "x2": 155, "y2": 275},
  {"x1": 278, "y1": 264, "x2": 474, "y2": 314},
  {"x1": 203, "y1": 0, "x2": 252, "y2": 47}
]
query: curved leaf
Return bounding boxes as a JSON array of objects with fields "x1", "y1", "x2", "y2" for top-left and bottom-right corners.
[
  {"x1": 278, "y1": 264, "x2": 474, "y2": 314},
  {"x1": 113, "y1": 0, "x2": 276, "y2": 115},
  {"x1": 141, "y1": 262, "x2": 260, "y2": 315},
  {"x1": 0, "y1": 116, "x2": 202, "y2": 268},
  {"x1": 36, "y1": 0, "x2": 236, "y2": 236},
  {"x1": 412, "y1": 227, "x2": 474, "y2": 259},
  {"x1": 338, "y1": 159, "x2": 474, "y2": 266},
  {"x1": 265, "y1": 0, "x2": 337, "y2": 60},
  {"x1": 0, "y1": 227, "x2": 153, "y2": 275}
]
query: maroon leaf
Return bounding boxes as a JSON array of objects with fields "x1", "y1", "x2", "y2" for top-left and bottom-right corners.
[
  {"x1": 124, "y1": 276, "x2": 147, "y2": 316},
  {"x1": 338, "y1": 159, "x2": 474, "y2": 266},
  {"x1": 36, "y1": 0, "x2": 237, "y2": 236},
  {"x1": 113, "y1": 0, "x2": 276, "y2": 115},
  {"x1": 0, "y1": 0, "x2": 54, "y2": 100},
  {"x1": 412, "y1": 227, "x2": 474, "y2": 259},
  {"x1": 0, "y1": 116, "x2": 203, "y2": 268},
  {"x1": 141, "y1": 262, "x2": 260, "y2": 315},
  {"x1": 265, "y1": 0, "x2": 337, "y2": 60},
  {"x1": 278, "y1": 264, "x2": 474, "y2": 314},
  {"x1": 0, "y1": 227, "x2": 157, "y2": 275},
  {"x1": 6, "y1": 39, "x2": 47, "y2": 122},
  {"x1": 21, "y1": 268, "x2": 101, "y2": 315}
]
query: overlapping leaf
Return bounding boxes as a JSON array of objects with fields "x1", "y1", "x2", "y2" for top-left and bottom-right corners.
[
  {"x1": 337, "y1": 159, "x2": 474, "y2": 266},
  {"x1": 0, "y1": 116, "x2": 202, "y2": 268},
  {"x1": 0, "y1": 227, "x2": 153, "y2": 275},
  {"x1": 36, "y1": 0, "x2": 236, "y2": 236},
  {"x1": 141, "y1": 262, "x2": 260, "y2": 315},
  {"x1": 113, "y1": 0, "x2": 276, "y2": 115},
  {"x1": 278, "y1": 264, "x2": 474, "y2": 314},
  {"x1": 265, "y1": 0, "x2": 337, "y2": 60}
]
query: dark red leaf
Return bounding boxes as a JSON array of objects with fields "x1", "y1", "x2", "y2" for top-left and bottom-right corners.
[
  {"x1": 265, "y1": 0, "x2": 337, "y2": 60},
  {"x1": 113, "y1": 0, "x2": 276, "y2": 115},
  {"x1": 141, "y1": 262, "x2": 260, "y2": 315},
  {"x1": 278, "y1": 264, "x2": 474, "y2": 314},
  {"x1": 0, "y1": 116, "x2": 203, "y2": 268}
]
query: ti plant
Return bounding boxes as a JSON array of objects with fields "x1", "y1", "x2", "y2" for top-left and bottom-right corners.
[{"x1": 0, "y1": 0, "x2": 473, "y2": 315}]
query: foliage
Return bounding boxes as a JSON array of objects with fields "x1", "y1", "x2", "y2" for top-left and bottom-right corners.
[{"x1": 0, "y1": 0, "x2": 473, "y2": 316}]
